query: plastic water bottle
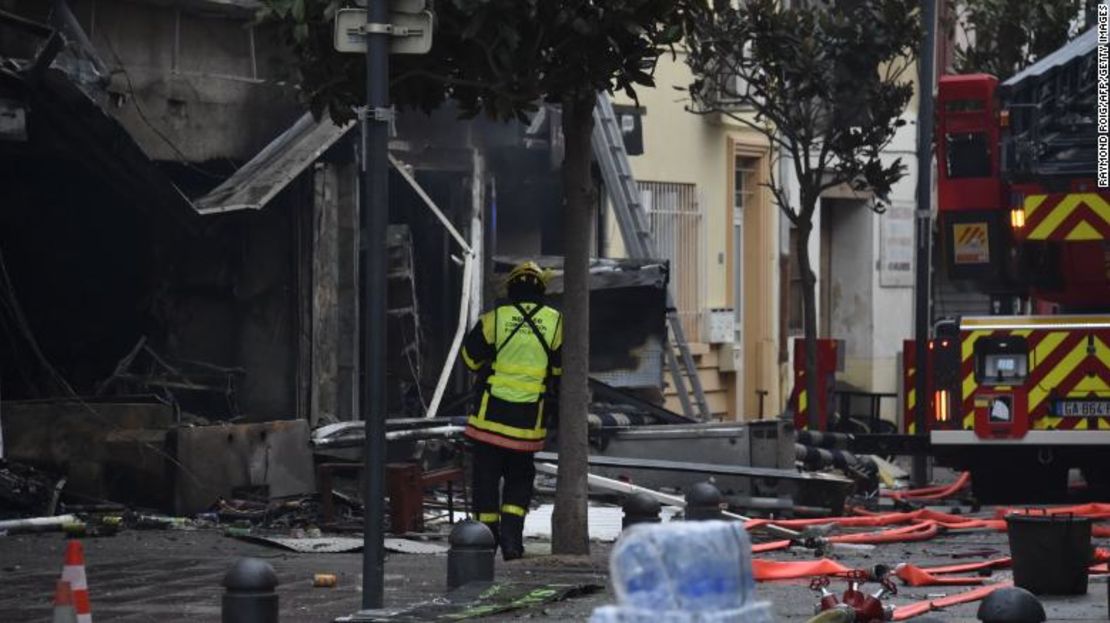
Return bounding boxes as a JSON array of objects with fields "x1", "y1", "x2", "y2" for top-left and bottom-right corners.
[
  {"x1": 606, "y1": 530, "x2": 679, "y2": 610},
  {"x1": 589, "y1": 602, "x2": 775, "y2": 623},
  {"x1": 611, "y1": 521, "x2": 756, "y2": 611}
]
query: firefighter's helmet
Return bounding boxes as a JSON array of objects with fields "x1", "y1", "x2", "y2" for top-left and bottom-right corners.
[{"x1": 506, "y1": 261, "x2": 550, "y2": 294}]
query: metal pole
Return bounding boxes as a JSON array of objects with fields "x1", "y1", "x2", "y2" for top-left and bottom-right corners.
[
  {"x1": 912, "y1": 0, "x2": 936, "y2": 488},
  {"x1": 361, "y1": 0, "x2": 390, "y2": 610}
]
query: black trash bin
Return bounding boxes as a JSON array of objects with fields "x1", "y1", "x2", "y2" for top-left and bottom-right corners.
[{"x1": 1005, "y1": 510, "x2": 1092, "y2": 595}]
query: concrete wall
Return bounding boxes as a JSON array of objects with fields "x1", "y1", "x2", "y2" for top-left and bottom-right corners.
[{"x1": 72, "y1": 0, "x2": 303, "y2": 163}]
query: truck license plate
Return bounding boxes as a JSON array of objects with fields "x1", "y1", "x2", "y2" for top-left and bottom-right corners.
[{"x1": 1058, "y1": 401, "x2": 1110, "y2": 417}]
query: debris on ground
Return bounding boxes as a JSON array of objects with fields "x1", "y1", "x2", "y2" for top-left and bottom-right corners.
[
  {"x1": 226, "y1": 532, "x2": 449, "y2": 555},
  {"x1": 334, "y1": 581, "x2": 605, "y2": 622},
  {"x1": 0, "y1": 460, "x2": 65, "y2": 517}
]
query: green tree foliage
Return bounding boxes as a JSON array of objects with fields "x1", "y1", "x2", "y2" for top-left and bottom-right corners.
[
  {"x1": 685, "y1": 0, "x2": 920, "y2": 428},
  {"x1": 257, "y1": 0, "x2": 687, "y2": 123},
  {"x1": 258, "y1": 0, "x2": 692, "y2": 555},
  {"x1": 949, "y1": 0, "x2": 1095, "y2": 79}
]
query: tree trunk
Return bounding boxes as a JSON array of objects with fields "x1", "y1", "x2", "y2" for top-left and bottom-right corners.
[
  {"x1": 552, "y1": 91, "x2": 594, "y2": 556},
  {"x1": 794, "y1": 217, "x2": 821, "y2": 430}
]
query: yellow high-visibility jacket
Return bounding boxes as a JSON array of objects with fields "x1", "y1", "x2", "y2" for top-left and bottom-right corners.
[{"x1": 461, "y1": 301, "x2": 563, "y2": 452}]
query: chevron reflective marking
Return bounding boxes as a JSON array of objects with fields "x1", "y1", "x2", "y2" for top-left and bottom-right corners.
[
  {"x1": 1024, "y1": 193, "x2": 1110, "y2": 241},
  {"x1": 1026, "y1": 194, "x2": 1078, "y2": 239},
  {"x1": 1066, "y1": 221, "x2": 1102, "y2": 240},
  {"x1": 1028, "y1": 338, "x2": 1090, "y2": 414},
  {"x1": 1030, "y1": 331, "x2": 1069, "y2": 369},
  {"x1": 962, "y1": 330, "x2": 993, "y2": 363},
  {"x1": 962, "y1": 372, "x2": 977, "y2": 406},
  {"x1": 1024, "y1": 194, "x2": 1048, "y2": 218},
  {"x1": 1035, "y1": 416, "x2": 1062, "y2": 429}
]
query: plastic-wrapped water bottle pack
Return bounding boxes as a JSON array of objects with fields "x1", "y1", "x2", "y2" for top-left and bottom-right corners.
[{"x1": 589, "y1": 520, "x2": 774, "y2": 623}]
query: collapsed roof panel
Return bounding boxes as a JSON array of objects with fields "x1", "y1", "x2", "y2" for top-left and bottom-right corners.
[
  {"x1": 493, "y1": 256, "x2": 669, "y2": 389},
  {"x1": 194, "y1": 111, "x2": 354, "y2": 215}
]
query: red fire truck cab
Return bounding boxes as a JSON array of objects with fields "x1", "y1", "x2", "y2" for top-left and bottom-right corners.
[{"x1": 914, "y1": 27, "x2": 1110, "y2": 502}]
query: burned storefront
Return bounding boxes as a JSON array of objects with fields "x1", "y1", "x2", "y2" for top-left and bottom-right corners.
[{"x1": 0, "y1": 0, "x2": 596, "y2": 517}]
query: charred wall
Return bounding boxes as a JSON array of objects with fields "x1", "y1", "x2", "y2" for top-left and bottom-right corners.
[{"x1": 0, "y1": 150, "x2": 307, "y2": 421}]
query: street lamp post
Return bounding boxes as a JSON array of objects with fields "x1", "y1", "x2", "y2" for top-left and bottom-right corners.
[{"x1": 912, "y1": 0, "x2": 937, "y2": 488}]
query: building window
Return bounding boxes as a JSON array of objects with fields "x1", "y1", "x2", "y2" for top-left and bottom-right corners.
[{"x1": 640, "y1": 181, "x2": 703, "y2": 342}]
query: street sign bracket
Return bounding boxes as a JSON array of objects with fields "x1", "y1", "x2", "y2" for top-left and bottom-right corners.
[
  {"x1": 361, "y1": 22, "x2": 393, "y2": 35},
  {"x1": 334, "y1": 8, "x2": 434, "y2": 55}
]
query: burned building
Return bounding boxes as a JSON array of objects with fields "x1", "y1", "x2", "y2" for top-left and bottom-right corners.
[{"x1": 1, "y1": 0, "x2": 672, "y2": 514}]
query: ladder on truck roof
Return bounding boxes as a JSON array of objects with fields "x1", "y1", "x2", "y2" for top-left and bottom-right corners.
[{"x1": 591, "y1": 92, "x2": 711, "y2": 421}]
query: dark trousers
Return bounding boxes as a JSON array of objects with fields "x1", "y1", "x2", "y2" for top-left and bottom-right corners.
[{"x1": 471, "y1": 441, "x2": 535, "y2": 559}]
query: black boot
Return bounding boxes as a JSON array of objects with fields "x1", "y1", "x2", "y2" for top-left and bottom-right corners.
[
  {"x1": 500, "y1": 515, "x2": 524, "y2": 561},
  {"x1": 481, "y1": 521, "x2": 501, "y2": 552}
]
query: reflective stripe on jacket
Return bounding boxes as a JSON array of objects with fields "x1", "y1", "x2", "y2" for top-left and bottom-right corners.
[{"x1": 462, "y1": 302, "x2": 562, "y2": 451}]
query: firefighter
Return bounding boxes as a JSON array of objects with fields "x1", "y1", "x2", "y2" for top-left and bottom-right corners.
[{"x1": 460, "y1": 260, "x2": 562, "y2": 561}]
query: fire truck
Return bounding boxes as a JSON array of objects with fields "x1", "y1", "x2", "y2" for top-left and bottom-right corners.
[{"x1": 905, "y1": 26, "x2": 1110, "y2": 502}]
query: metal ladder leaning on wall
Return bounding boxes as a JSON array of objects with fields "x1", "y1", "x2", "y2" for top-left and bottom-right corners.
[{"x1": 591, "y1": 92, "x2": 711, "y2": 421}]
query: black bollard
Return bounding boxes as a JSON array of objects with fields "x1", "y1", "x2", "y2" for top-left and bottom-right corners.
[
  {"x1": 447, "y1": 520, "x2": 496, "y2": 589},
  {"x1": 222, "y1": 557, "x2": 279, "y2": 623},
  {"x1": 977, "y1": 586, "x2": 1046, "y2": 623},
  {"x1": 685, "y1": 481, "x2": 724, "y2": 521},
  {"x1": 622, "y1": 492, "x2": 662, "y2": 530}
]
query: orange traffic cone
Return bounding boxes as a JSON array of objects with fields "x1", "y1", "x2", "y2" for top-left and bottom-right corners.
[
  {"x1": 60, "y1": 541, "x2": 92, "y2": 623},
  {"x1": 52, "y1": 580, "x2": 77, "y2": 623}
]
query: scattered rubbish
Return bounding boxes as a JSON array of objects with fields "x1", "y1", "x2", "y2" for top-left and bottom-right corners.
[
  {"x1": 313, "y1": 573, "x2": 337, "y2": 588},
  {"x1": 311, "y1": 419, "x2": 467, "y2": 450},
  {"x1": 0, "y1": 460, "x2": 65, "y2": 516},
  {"x1": 0, "y1": 513, "x2": 79, "y2": 535},
  {"x1": 590, "y1": 520, "x2": 772, "y2": 622},
  {"x1": 924, "y1": 547, "x2": 1001, "y2": 559},
  {"x1": 227, "y1": 533, "x2": 448, "y2": 555},
  {"x1": 233, "y1": 535, "x2": 364, "y2": 553},
  {"x1": 523, "y1": 503, "x2": 680, "y2": 543},
  {"x1": 335, "y1": 581, "x2": 603, "y2": 622},
  {"x1": 536, "y1": 462, "x2": 873, "y2": 554},
  {"x1": 868, "y1": 456, "x2": 909, "y2": 488},
  {"x1": 129, "y1": 514, "x2": 196, "y2": 531},
  {"x1": 384, "y1": 538, "x2": 448, "y2": 555}
]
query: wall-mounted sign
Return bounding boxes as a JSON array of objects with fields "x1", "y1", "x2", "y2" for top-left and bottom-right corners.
[
  {"x1": 880, "y1": 201, "x2": 914, "y2": 287},
  {"x1": 953, "y1": 222, "x2": 990, "y2": 264}
]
